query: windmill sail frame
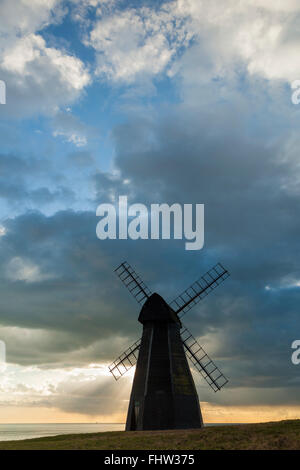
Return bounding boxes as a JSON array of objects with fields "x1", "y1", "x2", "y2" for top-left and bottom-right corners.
[
  {"x1": 110, "y1": 261, "x2": 230, "y2": 392},
  {"x1": 181, "y1": 325, "x2": 228, "y2": 392},
  {"x1": 115, "y1": 261, "x2": 152, "y2": 305},
  {"x1": 169, "y1": 263, "x2": 229, "y2": 317},
  {"x1": 109, "y1": 338, "x2": 141, "y2": 380}
]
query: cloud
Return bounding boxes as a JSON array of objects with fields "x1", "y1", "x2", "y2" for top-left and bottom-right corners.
[
  {"x1": 0, "y1": 210, "x2": 147, "y2": 366},
  {"x1": 175, "y1": 0, "x2": 300, "y2": 86},
  {"x1": 50, "y1": 371, "x2": 130, "y2": 416},
  {"x1": 0, "y1": 117, "x2": 299, "y2": 408},
  {"x1": 1, "y1": 0, "x2": 300, "y2": 119},
  {"x1": 1, "y1": 0, "x2": 300, "y2": 417},
  {"x1": 0, "y1": 153, "x2": 75, "y2": 215},
  {"x1": 52, "y1": 112, "x2": 98, "y2": 147},
  {"x1": 5, "y1": 257, "x2": 54, "y2": 283},
  {"x1": 0, "y1": 362, "x2": 131, "y2": 418},
  {"x1": 88, "y1": 3, "x2": 192, "y2": 84},
  {"x1": 85, "y1": 0, "x2": 300, "y2": 92},
  {"x1": 71, "y1": 0, "x2": 117, "y2": 24},
  {"x1": 0, "y1": 0, "x2": 62, "y2": 37},
  {"x1": 102, "y1": 79, "x2": 300, "y2": 405},
  {"x1": 0, "y1": 1, "x2": 90, "y2": 117},
  {"x1": 93, "y1": 171, "x2": 134, "y2": 203}
]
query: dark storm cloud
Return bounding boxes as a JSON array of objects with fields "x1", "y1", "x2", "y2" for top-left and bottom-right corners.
[
  {"x1": 0, "y1": 210, "x2": 183, "y2": 367},
  {"x1": 0, "y1": 210, "x2": 139, "y2": 336},
  {"x1": 0, "y1": 206, "x2": 214, "y2": 364}
]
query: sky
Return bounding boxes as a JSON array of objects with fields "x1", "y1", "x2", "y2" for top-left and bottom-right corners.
[{"x1": 0, "y1": 0, "x2": 300, "y2": 424}]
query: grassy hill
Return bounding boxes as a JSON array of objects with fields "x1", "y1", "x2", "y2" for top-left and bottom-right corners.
[{"x1": 0, "y1": 420, "x2": 299, "y2": 450}]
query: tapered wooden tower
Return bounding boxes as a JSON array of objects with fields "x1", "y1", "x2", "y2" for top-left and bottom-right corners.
[
  {"x1": 109, "y1": 262, "x2": 230, "y2": 431},
  {"x1": 126, "y1": 293, "x2": 202, "y2": 430}
]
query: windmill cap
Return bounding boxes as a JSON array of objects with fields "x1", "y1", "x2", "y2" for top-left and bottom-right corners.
[{"x1": 138, "y1": 293, "x2": 181, "y2": 325}]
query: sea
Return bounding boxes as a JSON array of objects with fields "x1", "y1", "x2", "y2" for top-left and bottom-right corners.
[
  {"x1": 0, "y1": 423, "x2": 236, "y2": 442},
  {"x1": 0, "y1": 423, "x2": 125, "y2": 442}
]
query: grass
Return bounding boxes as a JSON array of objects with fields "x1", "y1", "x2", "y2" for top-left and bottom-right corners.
[{"x1": 0, "y1": 420, "x2": 300, "y2": 450}]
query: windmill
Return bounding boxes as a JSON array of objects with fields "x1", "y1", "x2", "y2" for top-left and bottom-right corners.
[{"x1": 109, "y1": 261, "x2": 230, "y2": 431}]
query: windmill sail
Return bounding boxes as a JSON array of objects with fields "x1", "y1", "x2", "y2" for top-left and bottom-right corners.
[
  {"x1": 110, "y1": 261, "x2": 230, "y2": 391},
  {"x1": 181, "y1": 325, "x2": 228, "y2": 392},
  {"x1": 115, "y1": 261, "x2": 152, "y2": 305},
  {"x1": 169, "y1": 263, "x2": 230, "y2": 317},
  {"x1": 109, "y1": 338, "x2": 141, "y2": 380}
]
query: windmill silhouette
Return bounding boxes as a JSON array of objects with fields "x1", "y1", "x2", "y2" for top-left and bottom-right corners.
[{"x1": 109, "y1": 261, "x2": 230, "y2": 431}]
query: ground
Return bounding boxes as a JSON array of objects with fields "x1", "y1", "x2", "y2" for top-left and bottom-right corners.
[{"x1": 0, "y1": 420, "x2": 299, "y2": 450}]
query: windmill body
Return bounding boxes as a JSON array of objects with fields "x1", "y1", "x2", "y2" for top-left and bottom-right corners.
[
  {"x1": 126, "y1": 293, "x2": 202, "y2": 430},
  {"x1": 109, "y1": 261, "x2": 230, "y2": 431}
]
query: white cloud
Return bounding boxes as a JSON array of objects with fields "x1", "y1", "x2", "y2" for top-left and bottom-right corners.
[
  {"x1": 0, "y1": 0, "x2": 299, "y2": 115},
  {"x1": 0, "y1": 0, "x2": 62, "y2": 37},
  {"x1": 247, "y1": 0, "x2": 300, "y2": 13},
  {"x1": 266, "y1": 277, "x2": 300, "y2": 291},
  {"x1": 2, "y1": 34, "x2": 89, "y2": 90},
  {"x1": 178, "y1": 0, "x2": 300, "y2": 84},
  {"x1": 2, "y1": 0, "x2": 299, "y2": 113},
  {"x1": 88, "y1": 4, "x2": 193, "y2": 83},
  {"x1": 86, "y1": 0, "x2": 300, "y2": 89},
  {"x1": 0, "y1": 1, "x2": 90, "y2": 117},
  {"x1": 53, "y1": 129, "x2": 87, "y2": 147},
  {"x1": 54, "y1": 132, "x2": 87, "y2": 147},
  {"x1": 6, "y1": 257, "x2": 53, "y2": 283},
  {"x1": 71, "y1": 0, "x2": 116, "y2": 23}
]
